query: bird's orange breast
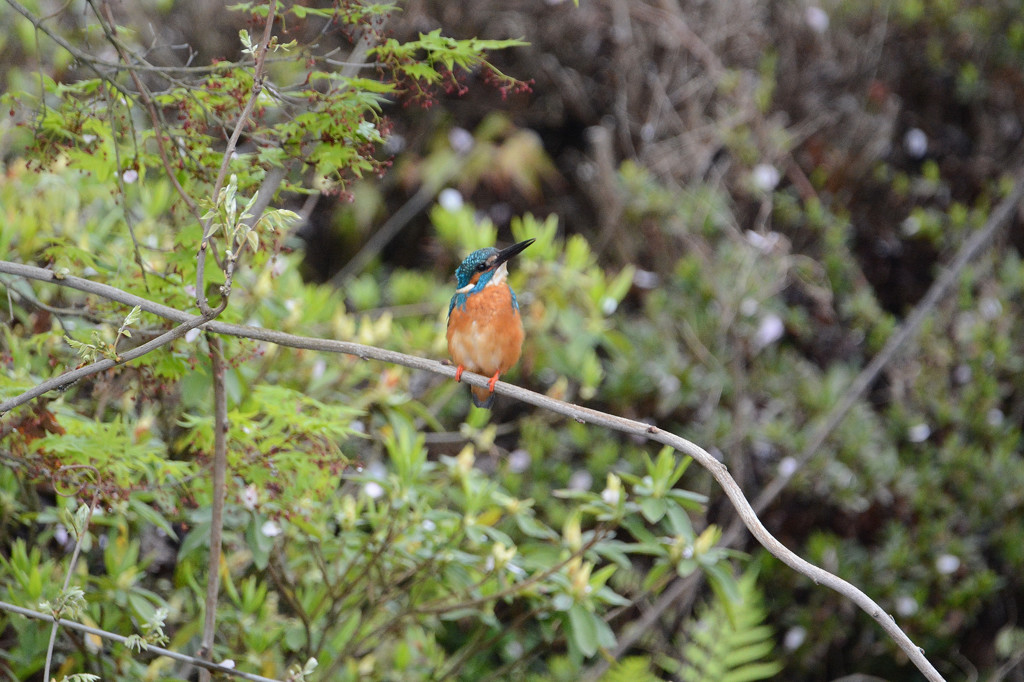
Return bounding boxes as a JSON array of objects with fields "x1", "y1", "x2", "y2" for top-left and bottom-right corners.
[{"x1": 447, "y1": 285, "x2": 524, "y2": 377}]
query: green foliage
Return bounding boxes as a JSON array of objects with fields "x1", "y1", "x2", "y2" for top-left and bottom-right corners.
[
  {"x1": 0, "y1": 137, "x2": 739, "y2": 680},
  {"x1": 600, "y1": 656, "x2": 662, "y2": 682},
  {"x1": 665, "y1": 569, "x2": 782, "y2": 682},
  {"x1": 5, "y1": 0, "x2": 1023, "y2": 680}
]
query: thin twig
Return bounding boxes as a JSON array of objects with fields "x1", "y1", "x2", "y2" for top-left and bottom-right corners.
[
  {"x1": 43, "y1": 490, "x2": 100, "y2": 682},
  {"x1": 0, "y1": 261, "x2": 945, "y2": 680},
  {"x1": 0, "y1": 599, "x2": 282, "y2": 682},
  {"x1": 196, "y1": 1, "x2": 277, "y2": 316},
  {"x1": 197, "y1": 334, "x2": 229, "y2": 682}
]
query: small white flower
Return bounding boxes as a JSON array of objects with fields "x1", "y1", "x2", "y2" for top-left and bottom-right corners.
[
  {"x1": 633, "y1": 269, "x2": 659, "y2": 290},
  {"x1": 745, "y1": 230, "x2": 781, "y2": 253},
  {"x1": 568, "y1": 470, "x2": 593, "y2": 491},
  {"x1": 778, "y1": 457, "x2": 799, "y2": 478},
  {"x1": 218, "y1": 659, "x2": 236, "y2": 669},
  {"x1": 979, "y1": 297, "x2": 1002, "y2": 320},
  {"x1": 448, "y1": 127, "x2": 474, "y2": 154},
  {"x1": 261, "y1": 520, "x2": 282, "y2": 537},
  {"x1": 754, "y1": 313, "x2": 785, "y2": 350},
  {"x1": 751, "y1": 164, "x2": 780, "y2": 192},
  {"x1": 908, "y1": 423, "x2": 931, "y2": 443},
  {"x1": 242, "y1": 484, "x2": 258, "y2": 510},
  {"x1": 421, "y1": 519, "x2": 437, "y2": 532},
  {"x1": 895, "y1": 595, "x2": 919, "y2": 617},
  {"x1": 935, "y1": 554, "x2": 960, "y2": 575},
  {"x1": 383, "y1": 133, "x2": 406, "y2": 155},
  {"x1": 506, "y1": 639, "x2": 525, "y2": 658},
  {"x1": 271, "y1": 257, "x2": 287, "y2": 277},
  {"x1": 507, "y1": 448, "x2": 531, "y2": 473},
  {"x1": 904, "y1": 128, "x2": 928, "y2": 159},
  {"x1": 901, "y1": 215, "x2": 921, "y2": 236},
  {"x1": 438, "y1": 188, "x2": 464, "y2": 211},
  {"x1": 805, "y1": 6, "x2": 829, "y2": 33},
  {"x1": 122, "y1": 169, "x2": 139, "y2": 184},
  {"x1": 185, "y1": 328, "x2": 201, "y2": 343},
  {"x1": 364, "y1": 481, "x2": 385, "y2": 499},
  {"x1": 783, "y1": 626, "x2": 807, "y2": 651}
]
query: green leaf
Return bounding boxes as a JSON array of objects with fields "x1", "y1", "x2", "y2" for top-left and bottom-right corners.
[
  {"x1": 568, "y1": 603, "x2": 599, "y2": 657},
  {"x1": 245, "y1": 514, "x2": 277, "y2": 570},
  {"x1": 640, "y1": 496, "x2": 667, "y2": 523}
]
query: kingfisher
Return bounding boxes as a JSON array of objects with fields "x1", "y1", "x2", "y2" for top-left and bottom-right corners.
[{"x1": 447, "y1": 238, "x2": 535, "y2": 408}]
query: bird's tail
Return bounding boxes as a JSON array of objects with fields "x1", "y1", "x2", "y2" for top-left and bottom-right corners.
[{"x1": 471, "y1": 385, "x2": 495, "y2": 409}]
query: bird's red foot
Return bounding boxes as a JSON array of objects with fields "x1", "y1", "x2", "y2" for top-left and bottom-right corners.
[
  {"x1": 487, "y1": 371, "x2": 500, "y2": 393},
  {"x1": 454, "y1": 365, "x2": 465, "y2": 382}
]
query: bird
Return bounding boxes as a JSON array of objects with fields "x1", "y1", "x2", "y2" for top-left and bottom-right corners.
[{"x1": 446, "y1": 238, "x2": 535, "y2": 408}]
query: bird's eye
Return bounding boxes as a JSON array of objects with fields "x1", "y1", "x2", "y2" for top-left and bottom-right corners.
[{"x1": 476, "y1": 262, "x2": 488, "y2": 272}]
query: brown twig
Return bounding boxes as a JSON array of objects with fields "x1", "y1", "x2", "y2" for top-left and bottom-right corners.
[{"x1": 197, "y1": 334, "x2": 229, "y2": 682}]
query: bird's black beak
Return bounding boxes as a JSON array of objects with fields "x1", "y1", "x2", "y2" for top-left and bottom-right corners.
[{"x1": 493, "y1": 238, "x2": 535, "y2": 267}]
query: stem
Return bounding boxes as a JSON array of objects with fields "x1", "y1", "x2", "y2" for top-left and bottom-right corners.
[
  {"x1": 198, "y1": 334, "x2": 229, "y2": 681},
  {"x1": 43, "y1": 491, "x2": 100, "y2": 682}
]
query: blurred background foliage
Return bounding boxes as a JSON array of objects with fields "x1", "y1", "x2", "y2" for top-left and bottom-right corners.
[{"x1": 2, "y1": 0, "x2": 1024, "y2": 680}]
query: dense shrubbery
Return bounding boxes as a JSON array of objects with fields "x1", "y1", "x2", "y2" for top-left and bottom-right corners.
[{"x1": 3, "y1": 1, "x2": 1024, "y2": 680}]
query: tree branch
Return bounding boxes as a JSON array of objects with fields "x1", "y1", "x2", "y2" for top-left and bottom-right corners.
[
  {"x1": 0, "y1": 259, "x2": 944, "y2": 680},
  {"x1": 0, "y1": 599, "x2": 282, "y2": 682}
]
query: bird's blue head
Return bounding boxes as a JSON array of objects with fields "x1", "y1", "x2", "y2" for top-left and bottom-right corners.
[
  {"x1": 454, "y1": 247, "x2": 500, "y2": 290},
  {"x1": 449, "y1": 238, "x2": 535, "y2": 316}
]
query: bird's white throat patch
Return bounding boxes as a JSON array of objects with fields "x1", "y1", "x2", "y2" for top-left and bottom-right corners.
[{"x1": 487, "y1": 262, "x2": 509, "y2": 286}]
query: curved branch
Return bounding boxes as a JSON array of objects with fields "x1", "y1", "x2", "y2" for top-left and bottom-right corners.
[
  {"x1": 589, "y1": 165, "x2": 1024, "y2": 677},
  {"x1": 0, "y1": 259, "x2": 944, "y2": 680}
]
